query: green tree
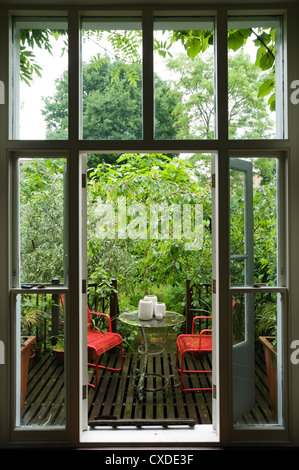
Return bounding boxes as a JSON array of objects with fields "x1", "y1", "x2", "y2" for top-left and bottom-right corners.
[
  {"x1": 166, "y1": 50, "x2": 274, "y2": 139},
  {"x1": 161, "y1": 26, "x2": 276, "y2": 111},
  {"x1": 42, "y1": 57, "x2": 180, "y2": 146},
  {"x1": 88, "y1": 153, "x2": 212, "y2": 296}
]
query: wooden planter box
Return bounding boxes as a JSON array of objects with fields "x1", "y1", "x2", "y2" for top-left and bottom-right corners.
[
  {"x1": 259, "y1": 336, "x2": 277, "y2": 418},
  {"x1": 21, "y1": 336, "x2": 36, "y2": 414}
]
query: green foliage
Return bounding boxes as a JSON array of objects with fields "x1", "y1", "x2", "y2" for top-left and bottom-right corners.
[
  {"x1": 42, "y1": 57, "x2": 179, "y2": 142},
  {"x1": 19, "y1": 28, "x2": 67, "y2": 85},
  {"x1": 88, "y1": 153, "x2": 212, "y2": 306},
  {"x1": 19, "y1": 158, "x2": 66, "y2": 284},
  {"x1": 256, "y1": 301, "x2": 277, "y2": 337},
  {"x1": 230, "y1": 158, "x2": 278, "y2": 287},
  {"x1": 20, "y1": 24, "x2": 278, "y2": 114},
  {"x1": 18, "y1": 154, "x2": 279, "y2": 346},
  {"x1": 53, "y1": 336, "x2": 64, "y2": 351},
  {"x1": 165, "y1": 49, "x2": 274, "y2": 139}
]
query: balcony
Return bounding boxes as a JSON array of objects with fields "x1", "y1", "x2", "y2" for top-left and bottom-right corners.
[{"x1": 21, "y1": 340, "x2": 276, "y2": 429}]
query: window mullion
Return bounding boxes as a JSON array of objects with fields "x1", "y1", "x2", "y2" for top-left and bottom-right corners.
[
  {"x1": 68, "y1": 8, "x2": 80, "y2": 142},
  {"x1": 215, "y1": 9, "x2": 228, "y2": 144},
  {"x1": 142, "y1": 7, "x2": 154, "y2": 145}
]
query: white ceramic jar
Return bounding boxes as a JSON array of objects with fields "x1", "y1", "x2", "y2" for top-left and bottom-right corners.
[
  {"x1": 155, "y1": 302, "x2": 166, "y2": 317},
  {"x1": 138, "y1": 299, "x2": 154, "y2": 320},
  {"x1": 143, "y1": 295, "x2": 157, "y2": 315}
]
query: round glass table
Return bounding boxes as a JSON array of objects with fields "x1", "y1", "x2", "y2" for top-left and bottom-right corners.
[{"x1": 119, "y1": 310, "x2": 185, "y2": 400}]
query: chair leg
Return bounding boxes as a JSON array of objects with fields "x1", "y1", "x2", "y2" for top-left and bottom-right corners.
[
  {"x1": 88, "y1": 344, "x2": 124, "y2": 389},
  {"x1": 96, "y1": 344, "x2": 124, "y2": 372},
  {"x1": 176, "y1": 349, "x2": 212, "y2": 392},
  {"x1": 175, "y1": 347, "x2": 185, "y2": 391}
]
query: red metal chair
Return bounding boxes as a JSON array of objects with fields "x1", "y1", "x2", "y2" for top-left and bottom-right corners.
[
  {"x1": 176, "y1": 301, "x2": 237, "y2": 392},
  {"x1": 175, "y1": 315, "x2": 212, "y2": 392},
  {"x1": 87, "y1": 304, "x2": 123, "y2": 388},
  {"x1": 60, "y1": 296, "x2": 123, "y2": 388}
]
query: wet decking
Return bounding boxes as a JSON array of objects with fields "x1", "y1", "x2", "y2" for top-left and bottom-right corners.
[{"x1": 22, "y1": 347, "x2": 277, "y2": 428}]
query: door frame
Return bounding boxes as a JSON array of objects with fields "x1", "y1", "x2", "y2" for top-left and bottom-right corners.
[{"x1": 79, "y1": 150, "x2": 219, "y2": 445}]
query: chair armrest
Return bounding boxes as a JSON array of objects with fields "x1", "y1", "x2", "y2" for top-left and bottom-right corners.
[{"x1": 89, "y1": 311, "x2": 112, "y2": 332}]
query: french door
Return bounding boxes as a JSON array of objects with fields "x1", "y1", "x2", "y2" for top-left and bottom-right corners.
[
  {"x1": 229, "y1": 152, "x2": 287, "y2": 427},
  {"x1": 230, "y1": 158, "x2": 255, "y2": 419}
]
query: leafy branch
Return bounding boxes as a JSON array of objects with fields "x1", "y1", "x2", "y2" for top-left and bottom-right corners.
[{"x1": 19, "y1": 24, "x2": 277, "y2": 111}]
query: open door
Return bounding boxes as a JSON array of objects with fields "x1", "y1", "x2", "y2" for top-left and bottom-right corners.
[{"x1": 230, "y1": 158, "x2": 255, "y2": 419}]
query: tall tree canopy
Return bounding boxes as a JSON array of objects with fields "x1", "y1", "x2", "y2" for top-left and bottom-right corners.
[{"x1": 42, "y1": 57, "x2": 180, "y2": 143}]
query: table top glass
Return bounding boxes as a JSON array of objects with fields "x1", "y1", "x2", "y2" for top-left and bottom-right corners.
[{"x1": 119, "y1": 310, "x2": 185, "y2": 328}]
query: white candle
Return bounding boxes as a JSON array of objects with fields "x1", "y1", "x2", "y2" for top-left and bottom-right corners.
[
  {"x1": 155, "y1": 302, "x2": 166, "y2": 317},
  {"x1": 155, "y1": 312, "x2": 163, "y2": 321}
]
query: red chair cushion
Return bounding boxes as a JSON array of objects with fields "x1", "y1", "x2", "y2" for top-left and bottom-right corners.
[
  {"x1": 88, "y1": 330, "x2": 123, "y2": 359},
  {"x1": 177, "y1": 334, "x2": 212, "y2": 354}
]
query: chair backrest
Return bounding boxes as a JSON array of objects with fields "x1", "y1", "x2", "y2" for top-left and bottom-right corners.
[
  {"x1": 87, "y1": 305, "x2": 93, "y2": 329},
  {"x1": 60, "y1": 295, "x2": 91, "y2": 327}
]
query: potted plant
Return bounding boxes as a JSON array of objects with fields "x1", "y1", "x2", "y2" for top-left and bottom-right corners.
[
  {"x1": 21, "y1": 303, "x2": 44, "y2": 361},
  {"x1": 256, "y1": 301, "x2": 277, "y2": 417},
  {"x1": 52, "y1": 336, "x2": 64, "y2": 364}
]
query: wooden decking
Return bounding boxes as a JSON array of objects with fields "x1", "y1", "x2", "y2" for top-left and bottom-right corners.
[
  {"x1": 22, "y1": 347, "x2": 277, "y2": 428},
  {"x1": 88, "y1": 350, "x2": 212, "y2": 428}
]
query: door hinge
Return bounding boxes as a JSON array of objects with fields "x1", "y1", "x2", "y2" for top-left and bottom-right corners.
[
  {"x1": 212, "y1": 279, "x2": 216, "y2": 294},
  {"x1": 213, "y1": 384, "x2": 216, "y2": 399},
  {"x1": 82, "y1": 279, "x2": 87, "y2": 294},
  {"x1": 82, "y1": 384, "x2": 87, "y2": 400},
  {"x1": 212, "y1": 173, "x2": 216, "y2": 188},
  {"x1": 82, "y1": 173, "x2": 87, "y2": 188}
]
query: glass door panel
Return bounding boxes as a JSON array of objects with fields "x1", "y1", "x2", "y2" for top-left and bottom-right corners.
[
  {"x1": 13, "y1": 156, "x2": 68, "y2": 428},
  {"x1": 230, "y1": 156, "x2": 284, "y2": 426}
]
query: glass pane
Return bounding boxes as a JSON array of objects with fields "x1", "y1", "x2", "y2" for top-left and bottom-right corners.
[
  {"x1": 228, "y1": 16, "x2": 284, "y2": 139},
  {"x1": 81, "y1": 18, "x2": 143, "y2": 140},
  {"x1": 12, "y1": 17, "x2": 68, "y2": 140},
  {"x1": 19, "y1": 158, "x2": 67, "y2": 285},
  {"x1": 15, "y1": 156, "x2": 67, "y2": 427},
  {"x1": 17, "y1": 292, "x2": 66, "y2": 428},
  {"x1": 230, "y1": 157, "x2": 278, "y2": 287},
  {"x1": 230, "y1": 169, "x2": 245, "y2": 260},
  {"x1": 232, "y1": 293, "x2": 245, "y2": 345},
  {"x1": 154, "y1": 17, "x2": 215, "y2": 140},
  {"x1": 233, "y1": 292, "x2": 282, "y2": 426}
]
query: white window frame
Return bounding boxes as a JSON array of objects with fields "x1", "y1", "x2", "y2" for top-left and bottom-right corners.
[{"x1": 0, "y1": 3, "x2": 296, "y2": 448}]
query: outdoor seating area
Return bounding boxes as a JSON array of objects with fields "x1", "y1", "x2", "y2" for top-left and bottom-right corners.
[
  {"x1": 18, "y1": 279, "x2": 279, "y2": 429},
  {"x1": 21, "y1": 342, "x2": 277, "y2": 428}
]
